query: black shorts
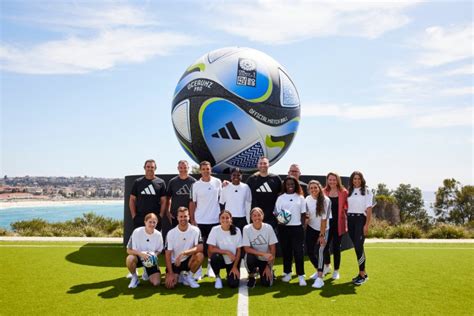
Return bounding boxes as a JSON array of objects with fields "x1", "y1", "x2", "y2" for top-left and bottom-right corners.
[
  {"x1": 135, "y1": 255, "x2": 161, "y2": 276},
  {"x1": 166, "y1": 257, "x2": 191, "y2": 274}
]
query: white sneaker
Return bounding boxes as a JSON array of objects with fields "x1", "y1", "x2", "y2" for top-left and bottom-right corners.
[
  {"x1": 215, "y1": 277, "x2": 223, "y2": 289},
  {"x1": 207, "y1": 265, "x2": 216, "y2": 278},
  {"x1": 332, "y1": 270, "x2": 340, "y2": 280},
  {"x1": 194, "y1": 266, "x2": 202, "y2": 281},
  {"x1": 141, "y1": 269, "x2": 149, "y2": 281},
  {"x1": 185, "y1": 274, "x2": 200, "y2": 288},
  {"x1": 312, "y1": 277, "x2": 324, "y2": 289},
  {"x1": 281, "y1": 273, "x2": 292, "y2": 282},
  {"x1": 323, "y1": 265, "x2": 331, "y2": 276},
  {"x1": 128, "y1": 276, "x2": 139, "y2": 288},
  {"x1": 298, "y1": 275, "x2": 307, "y2": 286},
  {"x1": 310, "y1": 272, "x2": 318, "y2": 280},
  {"x1": 178, "y1": 272, "x2": 186, "y2": 284}
]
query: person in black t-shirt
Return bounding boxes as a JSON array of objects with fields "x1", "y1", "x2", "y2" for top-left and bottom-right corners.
[
  {"x1": 129, "y1": 159, "x2": 167, "y2": 230},
  {"x1": 246, "y1": 156, "x2": 281, "y2": 229},
  {"x1": 166, "y1": 160, "x2": 196, "y2": 228}
]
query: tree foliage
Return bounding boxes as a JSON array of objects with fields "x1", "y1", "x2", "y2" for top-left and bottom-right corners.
[
  {"x1": 434, "y1": 178, "x2": 474, "y2": 225},
  {"x1": 393, "y1": 183, "x2": 428, "y2": 224}
]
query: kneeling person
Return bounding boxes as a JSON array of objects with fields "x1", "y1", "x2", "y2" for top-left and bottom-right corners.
[
  {"x1": 165, "y1": 207, "x2": 204, "y2": 289},
  {"x1": 207, "y1": 210, "x2": 242, "y2": 289},
  {"x1": 126, "y1": 213, "x2": 164, "y2": 288},
  {"x1": 242, "y1": 207, "x2": 278, "y2": 288}
]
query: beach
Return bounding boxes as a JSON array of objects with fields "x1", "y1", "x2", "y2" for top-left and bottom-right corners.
[{"x1": 0, "y1": 199, "x2": 123, "y2": 210}]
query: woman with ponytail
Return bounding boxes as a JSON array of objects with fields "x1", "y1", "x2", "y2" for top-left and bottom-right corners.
[{"x1": 207, "y1": 210, "x2": 242, "y2": 289}]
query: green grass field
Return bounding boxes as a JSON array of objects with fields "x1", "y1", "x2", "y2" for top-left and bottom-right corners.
[{"x1": 1, "y1": 241, "x2": 473, "y2": 315}]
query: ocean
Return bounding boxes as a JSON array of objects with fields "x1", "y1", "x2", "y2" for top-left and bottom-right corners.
[{"x1": 0, "y1": 202, "x2": 124, "y2": 230}]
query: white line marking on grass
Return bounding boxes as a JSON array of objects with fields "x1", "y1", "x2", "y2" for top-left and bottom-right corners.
[
  {"x1": 0, "y1": 245, "x2": 123, "y2": 248},
  {"x1": 237, "y1": 263, "x2": 249, "y2": 316}
]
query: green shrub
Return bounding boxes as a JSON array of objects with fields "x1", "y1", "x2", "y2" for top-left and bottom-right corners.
[
  {"x1": 388, "y1": 224, "x2": 423, "y2": 239},
  {"x1": 0, "y1": 228, "x2": 13, "y2": 236},
  {"x1": 10, "y1": 213, "x2": 123, "y2": 237},
  {"x1": 427, "y1": 224, "x2": 468, "y2": 239},
  {"x1": 367, "y1": 218, "x2": 391, "y2": 238}
]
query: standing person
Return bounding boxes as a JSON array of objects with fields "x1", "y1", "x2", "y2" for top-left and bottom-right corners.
[
  {"x1": 164, "y1": 207, "x2": 204, "y2": 289},
  {"x1": 242, "y1": 207, "x2": 277, "y2": 288},
  {"x1": 305, "y1": 180, "x2": 331, "y2": 289},
  {"x1": 219, "y1": 167, "x2": 251, "y2": 233},
  {"x1": 166, "y1": 160, "x2": 196, "y2": 228},
  {"x1": 322, "y1": 172, "x2": 349, "y2": 280},
  {"x1": 288, "y1": 164, "x2": 308, "y2": 196},
  {"x1": 189, "y1": 161, "x2": 222, "y2": 278},
  {"x1": 126, "y1": 213, "x2": 164, "y2": 288},
  {"x1": 207, "y1": 210, "x2": 242, "y2": 289},
  {"x1": 347, "y1": 171, "x2": 373, "y2": 286},
  {"x1": 129, "y1": 159, "x2": 167, "y2": 231},
  {"x1": 275, "y1": 176, "x2": 307, "y2": 286},
  {"x1": 246, "y1": 156, "x2": 282, "y2": 229}
]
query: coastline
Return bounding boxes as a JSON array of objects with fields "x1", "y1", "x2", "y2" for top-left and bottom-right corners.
[{"x1": 0, "y1": 199, "x2": 123, "y2": 210}]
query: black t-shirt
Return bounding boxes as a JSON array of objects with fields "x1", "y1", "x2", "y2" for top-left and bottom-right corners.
[
  {"x1": 166, "y1": 175, "x2": 197, "y2": 217},
  {"x1": 131, "y1": 176, "x2": 166, "y2": 218},
  {"x1": 246, "y1": 173, "x2": 282, "y2": 228},
  {"x1": 329, "y1": 196, "x2": 339, "y2": 222}
]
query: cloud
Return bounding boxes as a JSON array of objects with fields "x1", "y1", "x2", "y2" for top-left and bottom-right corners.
[
  {"x1": 303, "y1": 102, "x2": 472, "y2": 128},
  {"x1": 207, "y1": 1, "x2": 420, "y2": 44},
  {"x1": 415, "y1": 23, "x2": 473, "y2": 66},
  {"x1": 411, "y1": 106, "x2": 472, "y2": 128},
  {"x1": 302, "y1": 102, "x2": 411, "y2": 119},
  {"x1": 439, "y1": 87, "x2": 474, "y2": 96},
  {"x1": 0, "y1": 29, "x2": 197, "y2": 74},
  {"x1": 444, "y1": 64, "x2": 474, "y2": 76},
  {"x1": 0, "y1": 4, "x2": 199, "y2": 74}
]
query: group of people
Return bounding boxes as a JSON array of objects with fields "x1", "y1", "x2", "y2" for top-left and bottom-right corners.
[{"x1": 126, "y1": 157, "x2": 374, "y2": 290}]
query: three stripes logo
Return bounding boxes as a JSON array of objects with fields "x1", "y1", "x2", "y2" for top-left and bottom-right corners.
[
  {"x1": 251, "y1": 234, "x2": 268, "y2": 246},
  {"x1": 212, "y1": 121, "x2": 240, "y2": 140},
  {"x1": 175, "y1": 184, "x2": 191, "y2": 196},
  {"x1": 141, "y1": 184, "x2": 156, "y2": 195},
  {"x1": 256, "y1": 182, "x2": 272, "y2": 193}
]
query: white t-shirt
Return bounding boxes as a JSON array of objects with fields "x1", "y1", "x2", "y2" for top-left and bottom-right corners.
[
  {"x1": 305, "y1": 195, "x2": 331, "y2": 231},
  {"x1": 191, "y1": 177, "x2": 222, "y2": 224},
  {"x1": 219, "y1": 183, "x2": 252, "y2": 218},
  {"x1": 347, "y1": 187, "x2": 374, "y2": 215},
  {"x1": 127, "y1": 226, "x2": 164, "y2": 254},
  {"x1": 207, "y1": 225, "x2": 242, "y2": 264},
  {"x1": 242, "y1": 223, "x2": 278, "y2": 261},
  {"x1": 166, "y1": 224, "x2": 202, "y2": 263},
  {"x1": 275, "y1": 193, "x2": 306, "y2": 226}
]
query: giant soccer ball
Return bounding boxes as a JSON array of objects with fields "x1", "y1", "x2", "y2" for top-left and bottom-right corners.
[{"x1": 171, "y1": 47, "x2": 300, "y2": 173}]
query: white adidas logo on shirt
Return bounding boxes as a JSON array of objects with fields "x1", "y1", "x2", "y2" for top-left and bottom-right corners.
[
  {"x1": 141, "y1": 184, "x2": 156, "y2": 195},
  {"x1": 256, "y1": 182, "x2": 272, "y2": 193}
]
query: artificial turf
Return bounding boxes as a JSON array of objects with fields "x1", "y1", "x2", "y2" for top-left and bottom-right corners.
[{"x1": 0, "y1": 241, "x2": 472, "y2": 315}]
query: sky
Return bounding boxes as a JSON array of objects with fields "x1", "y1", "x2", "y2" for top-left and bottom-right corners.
[{"x1": 0, "y1": 0, "x2": 472, "y2": 191}]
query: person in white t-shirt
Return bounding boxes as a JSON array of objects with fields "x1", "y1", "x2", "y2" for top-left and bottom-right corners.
[
  {"x1": 126, "y1": 213, "x2": 164, "y2": 288},
  {"x1": 275, "y1": 176, "x2": 307, "y2": 286},
  {"x1": 207, "y1": 210, "x2": 242, "y2": 289},
  {"x1": 304, "y1": 180, "x2": 331, "y2": 289},
  {"x1": 219, "y1": 167, "x2": 251, "y2": 234},
  {"x1": 347, "y1": 171, "x2": 373, "y2": 286},
  {"x1": 189, "y1": 160, "x2": 222, "y2": 278},
  {"x1": 242, "y1": 207, "x2": 277, "y2": 288},
  {"x1": 164, "y1": 207, "x2": 204, "y2": 289}
]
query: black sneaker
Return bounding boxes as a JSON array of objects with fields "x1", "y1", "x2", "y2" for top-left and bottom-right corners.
[
  {"x1": 247, "y1": 277, "x2": 256, "y2": 288},
  {"x1": 353, "y1": 274, "x2": 368, "y2": 286},
  {"x1": 352, "y1": 273, "x2": 368, "y2": 282}
]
